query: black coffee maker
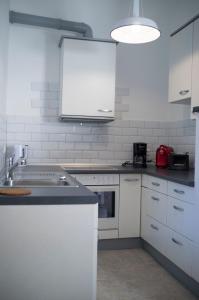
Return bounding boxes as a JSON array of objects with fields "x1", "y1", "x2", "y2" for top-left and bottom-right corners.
[{"x1": 133, "y1": 143, "x2": 147, "y2": 168}]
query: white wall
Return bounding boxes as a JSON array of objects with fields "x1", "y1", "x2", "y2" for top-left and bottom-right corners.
[
  {"x1": 0, "y1": 0, "x2": 9, "y2": 175},
  {"x1": 7, "y1": 0, "x2": 199, "y2": 121},
  {"x1": 0, "y1": 0, "x2": 9, "y2": 115}
]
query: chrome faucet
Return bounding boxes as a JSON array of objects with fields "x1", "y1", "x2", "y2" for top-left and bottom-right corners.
[
  {"x1": 5, "y1": 145, "x2": 29, "y2": 186},
  {"x1": 20, "y1": 145, "x2": 28, "y2": 166},
  {"x1": 5, "y1": 155, "x2": 19, "y2": 186}
]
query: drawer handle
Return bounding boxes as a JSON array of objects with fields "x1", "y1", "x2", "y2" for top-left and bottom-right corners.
[
  {"x1": 151, "y1": 196, "x2": 160, "y2": 201},
  {"x1": 171, "y1": 238, "x2": 183, "y2": 246},
  {"x1": 173, "y1": 205, "x2": 184, "y2": 212},
  {"x1": 124, "y1": 178, "x2": 139, "y2": 182},
  {"x1": 173, "y1": 189, "x2": 185, "y2": 195},
  {"x1": 179, "y1": 90, "x2": 189, "y2": 96},
  {"x1": 150, "y1": 224, "x2": 159, "y2": 231},
  {"x1": 152, "y1": 182, "x2": 160, "y2": 187},
  {"x1": 98, "y1": 109, "x2": 112, "y2": 113}
]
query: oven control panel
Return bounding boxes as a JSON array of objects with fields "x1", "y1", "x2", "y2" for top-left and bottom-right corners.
[{"x1": 70, "y1": 174, "x2": 119, "y2": 186}]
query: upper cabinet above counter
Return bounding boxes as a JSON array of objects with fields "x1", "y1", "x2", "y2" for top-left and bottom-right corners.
[
  {"x1": 59, "y1": 36, "x2": 117, "y2": 122},
  {"x1": 169, "y1": 23, "x2": 193, "y2": 103},
  {"x1": 168, "y1": 14, "x2": 199, "y2": 116}
]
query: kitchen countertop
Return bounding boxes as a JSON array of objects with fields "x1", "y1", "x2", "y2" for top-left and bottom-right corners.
[
  {"x1": 0, "y1": 165, "x2": 97, "y2": 205},
  {"x1": 62, "y1": 164, "x2": 195, "y2": 187}
]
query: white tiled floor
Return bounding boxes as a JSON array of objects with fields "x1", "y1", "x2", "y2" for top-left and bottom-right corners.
[{"x1": 97, "y1": 249, "x2": 198, "y2": 300}]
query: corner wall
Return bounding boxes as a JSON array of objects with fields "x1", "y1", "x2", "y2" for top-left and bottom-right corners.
[{"x1": 0, "y1": 0, "x2": 9, "y2": 180}]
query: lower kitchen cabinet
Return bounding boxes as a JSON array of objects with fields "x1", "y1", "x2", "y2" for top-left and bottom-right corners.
[
  {"x1": 119, "y1": 174, "x2": 141, "y2": 238},
  {"x1": 141, "y1": 175, "x2": 198, "y2": 283},
  {"x1": 142, "y1": 188, "x2": 168, "y2": 225},
  {"x1": 167, "y1": 196, "x2": 195, "y2": 241},
  {"x1": 167, "y1": 229, "x2": 193, "y2": 276},
  {"x1": 141, "y1": 214, "x2": 168, "y2": 256}
]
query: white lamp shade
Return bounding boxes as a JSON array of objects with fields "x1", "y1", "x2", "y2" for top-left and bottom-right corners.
[{"x1": 111, "y1": 17, "x2": 160, "y2": 44}]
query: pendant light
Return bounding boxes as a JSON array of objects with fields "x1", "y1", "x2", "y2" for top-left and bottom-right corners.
[{"x1": 111, "y1": 0, "x2": 160, "y2": 44}]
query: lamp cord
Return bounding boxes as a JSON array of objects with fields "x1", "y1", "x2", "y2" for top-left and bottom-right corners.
[{"x1": 128, "y1": 0, "x2": 144, "y2": 17}]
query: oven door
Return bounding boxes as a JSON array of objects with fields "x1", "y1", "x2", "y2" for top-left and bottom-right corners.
[{"x1": 88, "y1": 185, "x2": 119, "y2": 230}]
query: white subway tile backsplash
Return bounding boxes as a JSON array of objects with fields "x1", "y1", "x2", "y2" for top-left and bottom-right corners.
[{"x1": 6, "y1": 82, "x2": 196, "y2": 165}]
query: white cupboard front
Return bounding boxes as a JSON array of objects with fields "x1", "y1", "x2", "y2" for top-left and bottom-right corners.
[
  {"x1": 169, "y1": 24, "x2": 193, "y2": 103},
  {"x1": 60, "y1": 37, "x2": 116, "y2": 121},
  {"x1": 119, "y1": 174, "x2": 141, "y2": 238}
]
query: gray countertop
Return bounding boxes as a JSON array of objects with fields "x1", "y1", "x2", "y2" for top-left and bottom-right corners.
[
  {"x1": 63, "y1": 164, "x2": 195, "y2": 187},
  {"x1": 0, "y1": 185, "x2": 97, "y2": 205},
  {"x1": 0, "y1": 164, "x2": 194, "y2": 205},
  {"x1": 0, "y1": 165, "x2": 98, "y2": 205}
]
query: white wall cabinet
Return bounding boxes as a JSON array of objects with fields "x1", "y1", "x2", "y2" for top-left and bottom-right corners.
[
  {"x1": 119, "y1": 174, "x2": 141, "y2": 238},
  {"x1": 60, "y1": 37, "x2": 116, "y2": 121},
  {"x1": 168, "y1": 23, "x2": 193, "y2": 103}
]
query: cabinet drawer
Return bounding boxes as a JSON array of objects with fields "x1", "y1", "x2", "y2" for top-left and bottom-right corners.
[
  {"x1": 98, "y1": 230, "x2": 118, "y2": 240},
  {"x1": 166, "y1": 229, "x2": 192, "y2": 276},
  {"x1": 120, "y1": 174, "x2": 141, "y2": 186},
  {"x1": 167, "y1": 197, "x2": 194, "y2": 241},
  {"x1": 71, "y1": 174, "x2": 119, "y2": 185},
  {"x1": 142, "y1": 188, "x2": 168, "y2": 225},
  {"x1": 142, "y1": 175, "x2": 167, "y2": 194},
  {"x1": 141, "y1": 215, "x2": 168, "y2": 256},
  {"x1": 168, "y1": 182, "x2": 194, "y2": 203}
]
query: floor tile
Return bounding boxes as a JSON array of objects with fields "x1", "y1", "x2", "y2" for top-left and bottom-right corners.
[{"x1": 97, "y1": 249, "x2": 198, "y2": 300}]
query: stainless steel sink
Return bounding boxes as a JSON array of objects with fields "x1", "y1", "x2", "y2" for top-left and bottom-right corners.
[{"x1": 6, "y1": 179, "x2": 71, "y2": 187}]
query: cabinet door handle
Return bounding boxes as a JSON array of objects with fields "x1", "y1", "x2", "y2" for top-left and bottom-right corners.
[
  {"x1": 179, "y1": 90, "x2": 189, "y2": 96},
  {"x1": 150, "y1": 224, "x2": 159, "y2": 231},
  {"x1": 173, "y1": 205, "x2": 184, "y2": 212},
  {"x1": 172, "y1": 238, "x2": 183, "y2": 246},
  {"x1": 173, "y1": 189, "x2": 185, "y2": 195},
  {"x1": 152, "y1": 182, "x2": 160, "y2": 187},
  {"x1": 98, "y1": 109, "x2": 112, "y2": 113},
  {"x1": 124, "y1": 178, "x2": 139, "y2": 182},
  {"x1": 151, "y1": 196, "x2": 160, "y2": 201}
]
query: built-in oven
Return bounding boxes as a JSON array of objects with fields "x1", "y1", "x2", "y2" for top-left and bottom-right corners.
[
  {"x1": 88, "y1": 185, "x2": 119, "y2": 230},
  {"x1": 70, "y1": 174, "x2": 120, "y2": 239}
]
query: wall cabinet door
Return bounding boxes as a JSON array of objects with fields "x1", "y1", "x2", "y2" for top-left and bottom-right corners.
[
  {"x1": 192, "y1": 19, "x2": 199, "y2": 116},
  {"x1": 169, "y1": 23, "x2": 193, "y2": 103},
  {"x1": 60, "y1": 37, "x2": 116, "y2": 121},
  {"x1": 119, "y1": 174, "x2": 141, "y2": 238}
]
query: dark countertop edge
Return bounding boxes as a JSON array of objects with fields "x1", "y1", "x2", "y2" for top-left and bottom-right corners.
[
  {"x1": 144, "y1": 171, "x2": 194, "y2": 187},
  {"x1": 65, "y1": 167, "x2": 195, "y2": 187},
  {"x1": 0, "y1": 195, "x2": 98, "y2": 205}
]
